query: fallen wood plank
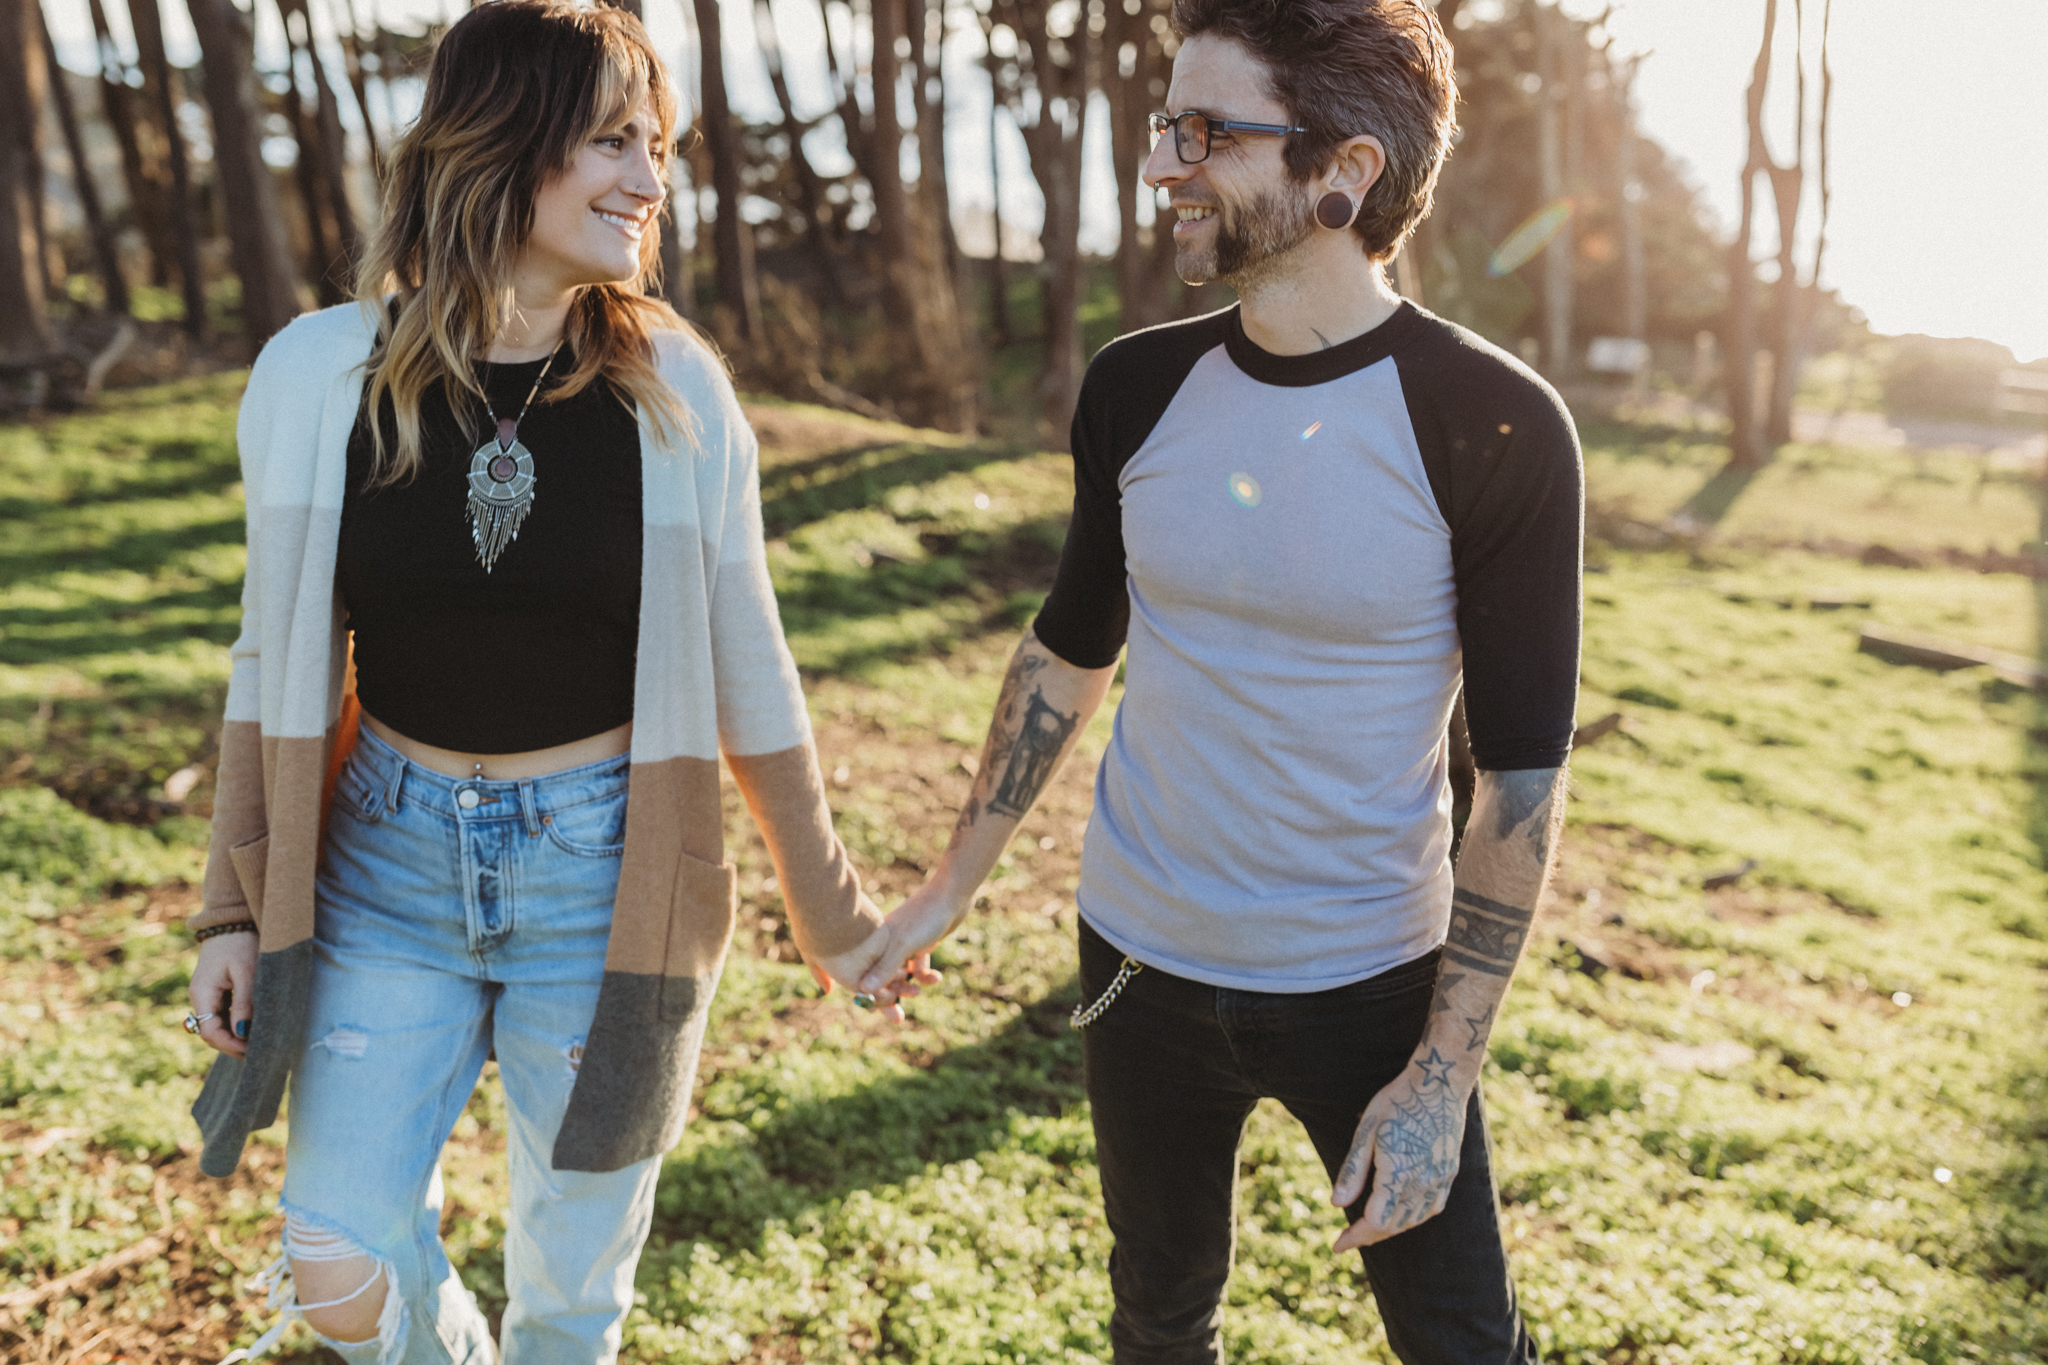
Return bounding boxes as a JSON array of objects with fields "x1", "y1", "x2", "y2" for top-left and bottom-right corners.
[
  {"x1": 0, "y1": 1227, "x2": 179, "y2": 1318},
  {"x1": 1858, "y1": 624, "x2": 2048, "y2": 690}
]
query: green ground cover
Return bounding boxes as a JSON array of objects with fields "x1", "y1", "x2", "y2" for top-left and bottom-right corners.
[{"x1": 1, "y1": 375, "x2": 2044, "y2": 1363}]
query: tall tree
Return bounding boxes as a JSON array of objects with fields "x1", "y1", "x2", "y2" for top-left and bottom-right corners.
[
  {"x1": 1724, "y1": 0, "x2": 1777, "y2": 469},
  {"x1": 994, "y1": 0, "x2": 1093, "y2": 439},
  {"x1": 85, "y1": 0, "x2": 175, "y2": 287},
  {"x1": 1614, "y1": 50, "x2": 1646, "y2": 350},
  {"x1": 871, "y1": 0, "x2": 976, "y2": 427},
  {"x1": 38, "y1": 0, "x2": 131, "y2": 315},
  {"x1": 1763, "y1": 0, "x2": 1832, "y2": 450},
  {"x1": 126, "y1": 0, "x2": 208, "y2": 336},
  {"x1": 276, "y1": 0, "x2": 362, "y2": 299},
  {"x1": 1102, "y1": 0, "x2": 1180, "y2": 331},
  {"x1": 978, "y1": 7, "x2": 1012, "y2": 345},
  {"x1": 692, "y1": 0, "x2": 759, "y2": 337},
  {"x1": 1536, "y1": 1, "x2": 1572, "y2": 378},
  {"x1": 187, "y1": 0, "x2": 302, "y2": 343},
  {"x1": 755, "y1": 0, "x2": 847, "y2": 303},
  {"x1": 0, "y1": 0, "x2": 57, "y2": 367}
]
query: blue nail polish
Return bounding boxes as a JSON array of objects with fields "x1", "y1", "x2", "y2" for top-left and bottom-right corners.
[{"x1": 235, "y1": 1019, "x2": 249, "y2": 1040}]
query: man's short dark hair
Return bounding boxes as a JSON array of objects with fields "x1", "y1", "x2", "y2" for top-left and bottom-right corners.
[{"x1": 1171, "y1": 0, "x2": 1456, "y2": 261}]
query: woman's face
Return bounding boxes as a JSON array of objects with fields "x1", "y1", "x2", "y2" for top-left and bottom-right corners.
[{"x1": 517, "y1": 98, "x2": 667, "y2": 297}]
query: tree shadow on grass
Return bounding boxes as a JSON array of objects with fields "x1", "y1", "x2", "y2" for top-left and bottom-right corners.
[
  {"x1": 1672, "y1": 460, "x2": 1763, "y2": 529},
  {"x1": 761, "y1": 440, "x2": 1041, "y2": 539},
  {"x1": 650, "y1": 976, "x2": 1085, "y2": 1254}
]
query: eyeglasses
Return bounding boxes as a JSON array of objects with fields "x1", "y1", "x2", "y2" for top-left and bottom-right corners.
[{"x1": 1148, "y1": 110, "x2": 1306, "y2": 165}]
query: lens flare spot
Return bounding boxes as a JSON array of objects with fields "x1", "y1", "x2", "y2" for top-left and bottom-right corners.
[
  {"x1": 1228, "y1": 472, "x2": 1262, "y2": 508},
  {"x1": 1300, "y1": 421, "x2": 1323, "y2": 441},
  {"x1": 1488, "y1": 200, "x2": 1574, "y2": 277}
]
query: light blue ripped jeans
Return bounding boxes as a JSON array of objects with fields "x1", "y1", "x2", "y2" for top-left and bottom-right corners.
[{"x1": 254, "y1": 725, "x2": 661, "y2": 1365}]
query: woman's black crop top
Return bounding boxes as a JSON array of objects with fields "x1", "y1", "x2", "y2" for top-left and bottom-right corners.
[{"x1": 337, "y1": 353, "x2": 644, "y2": 754}]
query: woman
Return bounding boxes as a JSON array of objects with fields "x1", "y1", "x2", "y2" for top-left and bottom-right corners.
[{"x1": 183, "y1": 5, "x2": 921, "y2": 1360}]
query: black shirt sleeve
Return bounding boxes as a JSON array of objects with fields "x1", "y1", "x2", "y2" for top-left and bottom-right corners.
[
  {"x1": 1397, "y1": 323, "x2": 1583, "y2": 771},
  {"x1": 1033, "y1": 312, "x2": 1233, "y2": 669}
]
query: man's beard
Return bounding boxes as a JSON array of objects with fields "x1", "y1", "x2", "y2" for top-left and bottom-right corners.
[{"x1": 1176, "y1": 184, "x2": 1318, "y2": 290}]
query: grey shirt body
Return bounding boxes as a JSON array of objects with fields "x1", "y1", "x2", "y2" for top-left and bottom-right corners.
[{"x1": 1035, "y1": 305, "x2": 1583, "y2": 992}]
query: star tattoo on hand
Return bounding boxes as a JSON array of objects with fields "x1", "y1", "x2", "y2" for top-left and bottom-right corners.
[{"x1": 1413, "y1": 1047, "x2": 1456, "y2": 1088}]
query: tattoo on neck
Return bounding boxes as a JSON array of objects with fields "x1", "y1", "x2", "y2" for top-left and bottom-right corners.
[
  {"x1": 1311, "y1": 327, "x2": 1334, "y2": 350},
  {"x1": 1443, "y1": 887, "x2": 1534, "y2": 978}
]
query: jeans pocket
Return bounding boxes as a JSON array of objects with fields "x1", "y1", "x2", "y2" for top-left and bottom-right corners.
[{"x1": 545, "y1": 789, "x2": 629, "y2": 858}]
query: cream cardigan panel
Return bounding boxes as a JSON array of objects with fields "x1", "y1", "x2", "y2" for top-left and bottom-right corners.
[{"x1": 190, "y1": 303, "x2": 879, "y2": 1177}]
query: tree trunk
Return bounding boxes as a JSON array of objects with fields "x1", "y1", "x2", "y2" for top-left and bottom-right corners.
[
  {"x1": 1615, "y1": 54, "x2": 1645, "y2": 347},
  {"x1": 1104, "y1": 0, "x2": 1178, "y2": 331},
  {"x1": 1725, "y1": 0, "x2": 1777, "y2": 470},
  {"x1": 691, "y1": 0, "x2": 759, "y2": 337},
  {"x1": 86, "y1": 0, "x2": 175, "y2": 288},
  {"x1": 1536, "y1": 2, "x2": 1572, "y2": 379},
  {"x1": 1764, "y1": 0, "x2": 1812, "y2": 451},
  {"x1": 277, "y1": 0, "x2": 361, "y2": 296},
  {"x1": 331, "y1": 0, "x2": 382, "y2": 176},
  {"x1": 187, "y1": 0, "x2": 301, "y2": 344},
  {"x1": 980, "y1": 14, "x2": 1011, "y2": 346},
  {"x1": 756, "y1": 0, "x2": 848, "y2": 304},
  {"x1": 910, "y1": 0, "x2": 964, "y2": 294},
  {"x1": 1001, "y1": 0, "x2": 1091, "y2": 440},
  {"x1": 0, "y1": 0, "x2": 57, "y2": 366},
  {"x1": 127, "y1": 0, "x2": 209, "y2": 336},
  {"x1": 39, "y1": 1, "x2": 131, "y2": 315}
]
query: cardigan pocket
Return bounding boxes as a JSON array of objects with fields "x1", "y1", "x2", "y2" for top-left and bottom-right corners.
[
  {"x1": 228, "y1": 833, "x2": 271, "y2": 925},
  {"x1": 659, "y1": 851, "x2": 737, "y2": 1022}
]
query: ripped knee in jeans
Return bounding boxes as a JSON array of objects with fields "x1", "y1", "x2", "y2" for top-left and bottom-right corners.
[
  {"x1": 219, "y1": 1209, "x2": 408, "y2": 1364},
  {"x1": 286, "y1": 1211, "x2": 391, "y2": 1341}
]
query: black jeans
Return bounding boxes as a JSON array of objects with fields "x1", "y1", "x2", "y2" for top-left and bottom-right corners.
[{"x1": 1079, "y1": 917, "x2": 1539, "y2": 1365}]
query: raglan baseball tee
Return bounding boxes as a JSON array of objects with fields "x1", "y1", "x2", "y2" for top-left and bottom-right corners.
[{"x1": 1033, "y1": 302, "x2": 1582, "y2": 992}]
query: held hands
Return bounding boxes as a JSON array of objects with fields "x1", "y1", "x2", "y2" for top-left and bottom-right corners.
[
  {"x1": 1329, "y1": 1047, "x2": 1473, "y2": 1251},
  {"x1": 189, "y1": 933, "x2": 259, "y2": 1059},
  {"x1": 802, "y1": 897, "x2": 945, "y2": 1024}
]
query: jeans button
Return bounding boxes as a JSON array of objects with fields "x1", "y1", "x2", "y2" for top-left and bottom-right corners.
[{"x1": 457, "y1": 788, "x2": 481, "y2": 810}]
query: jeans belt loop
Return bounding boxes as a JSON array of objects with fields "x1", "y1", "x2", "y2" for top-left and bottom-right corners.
[
  {"x1": 518, "y1": 780, "x2": 541, "y2": 837},
  {"x1": 381, "y1": 750, "x2": 407, "y2": 815}
]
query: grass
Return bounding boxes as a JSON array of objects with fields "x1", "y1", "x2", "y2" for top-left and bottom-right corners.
[{"x1": 0, "y1": 375, "x2": 2044, "y2": 1363}]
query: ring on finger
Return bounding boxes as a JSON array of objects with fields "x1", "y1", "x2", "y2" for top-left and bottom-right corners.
[
  {"x1": 852, "y1": 994, "x2": 876, "y2": 1010},
  {"x1": 182, "y1": 1011, "x2": 216, "y2": 1034}
]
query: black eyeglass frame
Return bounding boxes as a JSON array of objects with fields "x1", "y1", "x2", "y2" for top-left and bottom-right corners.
[{"x1": 1148, "y1": 110, "x2": 1307, "y2": 164}]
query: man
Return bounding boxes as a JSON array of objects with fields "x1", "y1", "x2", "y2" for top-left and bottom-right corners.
[{"x1": 861, "y1": 2, "x2": 1580, "y2": 1359}]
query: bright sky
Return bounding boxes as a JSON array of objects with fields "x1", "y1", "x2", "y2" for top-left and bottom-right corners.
[{"x1": 44, "y1": 0, "x2": 2048, "y2": 362}]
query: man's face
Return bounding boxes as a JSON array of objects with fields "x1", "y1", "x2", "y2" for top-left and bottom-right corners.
[{"x1": 1143, "y1": 34, "x2": 1317, "y2": 290}]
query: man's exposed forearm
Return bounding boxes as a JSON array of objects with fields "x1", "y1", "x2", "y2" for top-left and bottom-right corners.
[
  {"x1": 929, "y1": 629, "x2": 1118, "y2": 911},
  {"x1": 1421, "y1": 766, "x2": 1566, "y2": 1084}
]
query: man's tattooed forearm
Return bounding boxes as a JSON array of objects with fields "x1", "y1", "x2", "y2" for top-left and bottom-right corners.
[
  {"x1": 1427, "y1": 970, "x2": 1467, "y2": 1014},
  {"x1": 987, "y1": 686, "x2": 1080, "y2": 818},
  {"x1": 1461, "y1": 1002, "x2": 1495, "y2": 1052},
  {"x1": 957, "y1": 636, "x2": 1055, "y2": 833},
  {"x1": 1488, "y1": 767, "x2": 1563, "y2": 862},
  {"x1": 1442, "y1": 887, "x2": 1535, "y2": 977}
]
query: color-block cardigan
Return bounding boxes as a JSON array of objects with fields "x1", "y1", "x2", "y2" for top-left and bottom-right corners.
[{"x1": 190, "y1": 303, "x2": 880, "y2": 1178}]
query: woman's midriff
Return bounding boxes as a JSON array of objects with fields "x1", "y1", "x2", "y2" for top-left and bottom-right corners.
[{"x1": 360, "y1": 711, "x2": 632, "y2": 780}]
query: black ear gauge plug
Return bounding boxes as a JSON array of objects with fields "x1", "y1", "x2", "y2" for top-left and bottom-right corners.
[{"x1": 1315, "y1": 191, "x2": 1359, "y2": 230}]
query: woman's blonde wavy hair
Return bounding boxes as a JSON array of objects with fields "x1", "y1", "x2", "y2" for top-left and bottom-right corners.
[{"x1": 354, "y1": 0, "x2": 697, "y2": 484}]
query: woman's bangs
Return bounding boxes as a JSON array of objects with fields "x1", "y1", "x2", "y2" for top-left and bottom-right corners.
[{"x1": 589, "y1": 41, "x2": 676, "y2": 152}]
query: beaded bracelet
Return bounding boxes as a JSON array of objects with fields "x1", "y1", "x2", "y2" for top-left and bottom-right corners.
[{"x1": 194, "y1": 920, "x2": 258, "y2": 942}]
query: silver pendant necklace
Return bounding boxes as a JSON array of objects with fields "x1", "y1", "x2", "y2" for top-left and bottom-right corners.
[{"x1": 466, "y1": 345, "x2": 563, "y2": 572}]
